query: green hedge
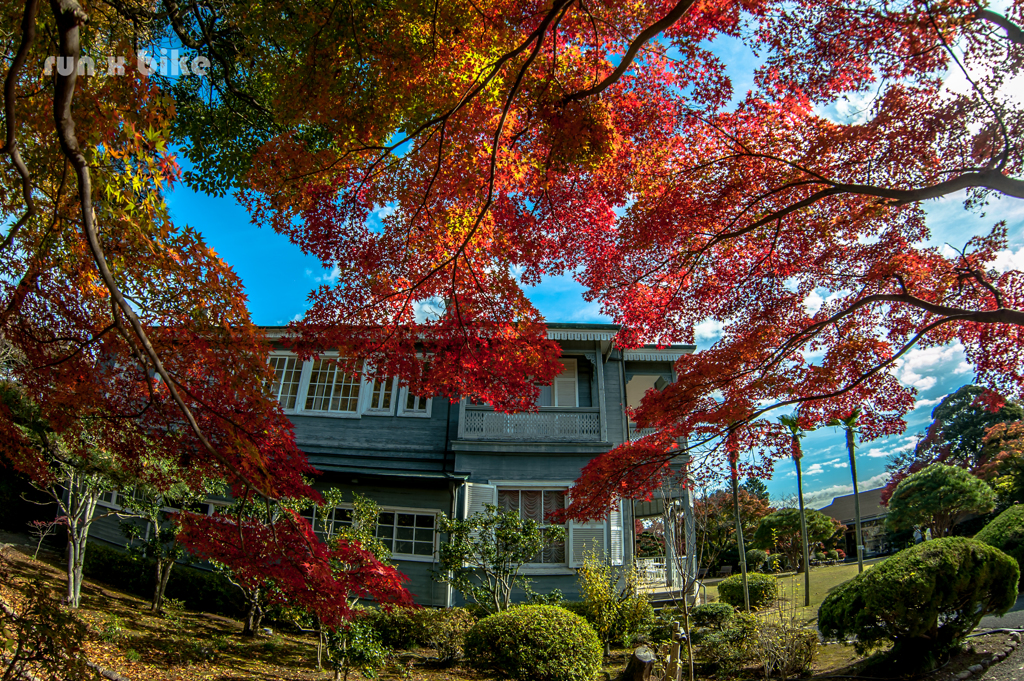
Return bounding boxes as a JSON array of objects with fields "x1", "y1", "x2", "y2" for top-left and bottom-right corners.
[
  {"x1": 83, "y1": 543, "x2": 243, "y2": 617},
  {"x1": 691, "y1": 602, "x2": 735, "y2": 629},
  {"x1": 465, "y1": 605, "x2": 601, "y2": 681},
  {"x1": 975, "y1": 505, "x2": 1024, "y2": 590},
  {"x1": 818, "y1": 537, "x2": 1018, "y2": 668},
  {"x1": 717, "y1": 572, "x2": 778, "y2": 610}
]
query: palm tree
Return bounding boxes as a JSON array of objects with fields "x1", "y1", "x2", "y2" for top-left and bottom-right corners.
[
  {"x1": 829, "y1": 408, "x2": 864, "y2": 573},
  {"x1": 779, "y1": 414, "x2": 812, "y2": 606}
]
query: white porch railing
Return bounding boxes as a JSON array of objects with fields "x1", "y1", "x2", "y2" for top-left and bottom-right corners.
[
  {"x1": 637, "y1": 557, "x2": 667, "y2": 588},
  {"x1": 461, "y1": 407, "x2": 602, "y2": 441}
]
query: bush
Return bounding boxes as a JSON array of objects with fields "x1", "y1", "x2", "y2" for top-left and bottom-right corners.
[
  {"x1": 416, "y1": 608, "x2": 476, "y2": 662},
  {"x1": 748, "y1": 620, "x2": 818, "y2": 678},
  {"x1": 818, "y1": 537, "x2": 1018, "y2": 668},
  {"x1": 694, "y1": 612, "x2": 756, "y2": 675},
  {"x1": 365, "y1": 606, "x2": 420, "y2": 649},
  {"x1": 717, "y1": 572, "x2": 779, "y2": 610},
  {"x1": 576, "y1": 553, "x2": 654, "y2": 648},
  {"x1": 82, "y1": 543, "x2": 243, "y2": 617},
  {"x1": 826, "y1": 549, "x2": 839, "y2": 561},
  {"x1": 690, "y1": 603, "x2": 734, "y2": 630},
  {"x1": 813, "y1": 551, "x2": 826, "y2": 561},
  {"x1": 465, "y1": 605, "x2": 602, "y2": 681},
  {"x1": 975, "y1": 505, "x2": 1024, "y2": 590},
  {"x1": 745, "y1": 549, "x2": 768, "y2": 572}
]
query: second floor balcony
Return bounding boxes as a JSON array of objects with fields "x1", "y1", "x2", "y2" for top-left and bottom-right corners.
[{"x1": 459, "y1": 405, "x2": 603, "y2": 442}]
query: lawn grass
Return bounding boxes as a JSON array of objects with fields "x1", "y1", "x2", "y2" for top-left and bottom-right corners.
[
  {"x1": 776, "y1": 558, "x2": 888, "y2": 624},
  {"x1": 702, "y1": 558, "x2": 889, "y2": 624}
]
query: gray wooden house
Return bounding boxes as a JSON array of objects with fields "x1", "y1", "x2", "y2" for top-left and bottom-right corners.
[{"x1": 95, "y1": 323, "x2": 693, "y2": 607}]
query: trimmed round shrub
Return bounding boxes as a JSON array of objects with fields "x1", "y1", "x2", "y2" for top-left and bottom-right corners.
[
  {"x1": 465, "y1": 605, "x2": 601, "y2": 681},
  {"x1": 826, "y1": 549, "x2": 839, "y2": 561},
  {"x1": 975, "y1": 505, "x2": 1024, "y2": 590},
  {"x1": 717, "y1": 572, "x2": 779, "y2": 610},
  {"x1": 690, "y1": 602, "x2": 734, "y2": 629},
  {"x1": 745, "y1": 549, "x2": 768, "y2": 572},
  {"x1": 818, "y1": 537, "x2": 1018, "y2": 668}
]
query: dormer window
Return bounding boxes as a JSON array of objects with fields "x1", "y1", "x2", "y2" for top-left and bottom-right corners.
[
  {"x1": 305, "y1": 358, "x2": 361, "y2": 413},
  {"x1": 269, "y1": 356, "x2": 302, "y2": 410},
  {"x1": 365, "y1": 377, "x2": 397, "y2": 415}
]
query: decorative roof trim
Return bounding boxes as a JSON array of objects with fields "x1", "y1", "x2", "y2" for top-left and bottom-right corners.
[
  {"x1": 622, "y1": 348, "x2": 693, "y2": 362},
  {"x1": 545, "y1": 329, "x2": 618, "y2": 341}
]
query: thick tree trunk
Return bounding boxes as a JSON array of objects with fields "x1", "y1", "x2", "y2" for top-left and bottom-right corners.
[
  {"x1": 616, "y1": 647, "x2": 655, "y2": 681},
  {"x1": 242, "y1": 587, "x2": 263, "y2": 636},
  {"x1": 152, "y1": 558, "x2": 174, "y2": 612}
]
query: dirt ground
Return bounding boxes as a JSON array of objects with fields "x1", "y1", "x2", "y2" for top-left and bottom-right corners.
[{"x1": 0, "y1": 537, "x2": 1017, "y2": 681}]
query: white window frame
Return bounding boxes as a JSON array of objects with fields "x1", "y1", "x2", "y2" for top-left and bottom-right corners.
[
  {"x1": 363, "y1": 373, "x2": 398, "y2": 416},
  {"x1": 297, "y1": 355, "x2": 364, "y2": 418},
  {"x1": 397, "y1": 387, "x2": 432, "y2": 418},
  {"x1": 302, "y1": 502, "x2": 440, "y2": 562},
  {"x1": 268, "y1": 353, "x2": 304, "y2": 413},
  {"x1": 494, "y1": 483, "x2": 571, "y2": 569}
]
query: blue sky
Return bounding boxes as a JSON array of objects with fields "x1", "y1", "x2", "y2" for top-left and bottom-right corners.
[{"x1": 164, "y1": 21, "x2": 1023, "y2": 510}]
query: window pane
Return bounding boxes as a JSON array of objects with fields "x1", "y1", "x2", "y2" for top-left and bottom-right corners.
[
  {"x1": 376, "y1": 525, "x2": 394, "y2": 539},
  {"x1": 413, "y1": 543, "x2": 433, "y2": 556},
  {"x1": 396, "y1": 541, "x2": 413, "y2": 554},
  {"x1": 269, "y1": 356, "x2": 302, "y2": 410},
  {"x1": 397, "y1": 513, "x2": 415, "y2": 527},
  {"x1": 397, "y1": 527, "x2": 414, "y2": 540},
  {"x1": 306, "y1": 359, "x2": 361, "y2": 412},
  {"x1": 498, "y1": 490, "x2": 519, "y2": 514},
  {"x1": 544, "y1": 490, "x2": 566, "y2": 518},
  {"x1": 416, "y1": 515, "x2": 434, "y2": 528},
  {"x1": 415, "y1": 528, "x2": 432, "y2": 542},
  {"x1": 370, "y1": 378, "x2": 393, "y2": 410},
  {"x1": 521, "y1": 491, "x2": 543, "y2": 522},
  {"x1": 378, "y1": 512, "x2": 394, "y2": 526}
]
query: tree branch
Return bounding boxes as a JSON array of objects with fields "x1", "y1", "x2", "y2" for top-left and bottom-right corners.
[
  {"x1": 1, "y1": 0, "x2": 41, "y2": 254},
  {"x1": 563, "y1": 0, "x2": 697, "y2": 102},
  {"x1": 976, "y1": 9, "x2": 1024, "y2": 46},
  {"x1": 48, "y1": 0, "x2": 275, "y2": 499}
]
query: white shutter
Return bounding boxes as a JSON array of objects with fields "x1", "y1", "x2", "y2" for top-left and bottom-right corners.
[
  {"x1": 570, "y1": 519, "x2": 607, "y2": 567},
  {"x1": 609, "y1": 500, "x2": 624, "y2": 566},
  {"x1": 554, "y1": 359, "x2": 578, "y2": 407},
  {"x1": 463, "y1": 483, "x2": 497, "y2": 520}
]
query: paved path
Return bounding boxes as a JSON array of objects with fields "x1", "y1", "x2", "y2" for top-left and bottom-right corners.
[{"x1": 978, "y1": 593, "x2": 1024, "y2": 631}]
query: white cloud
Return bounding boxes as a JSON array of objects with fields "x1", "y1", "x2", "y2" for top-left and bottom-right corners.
[
  {"x1": 893, "y1": 343, "x2": 971, "y2": 391},
  {"x1": 804, "y1": 290, "x2": 824, "y2": 315},
  {"x1": 913, "y1": 394, "x2": 947, "y2": 411},
  {"x1": 413, "y1": 298, "x2": 445, "y2": 323},
  {"x1": 372, "y1": 204, "x2": 397, "y2": 220},
  {"x1": 314, "y1": 265, "x2": 341, "y2": 284},
  {"x1": 805, "y1": 472, "x2": 891, "y2": 509},
  {"x1": 992, "y1": 247, "x2": 1024, "y2": 273},
  {"x1": 805, "y1": 463, "x2": 825, "y2": 476},
  {"x1": 862, "y1": 447, "x2": 892, "y2": 459},
  {"x1": 694, "y1": 319, "x2": 725, "y2": 342}
]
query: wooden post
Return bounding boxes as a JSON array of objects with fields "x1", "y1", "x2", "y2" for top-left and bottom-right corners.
[{"x1": 665, "y1": 622, "x2": 683, "y2": 681}]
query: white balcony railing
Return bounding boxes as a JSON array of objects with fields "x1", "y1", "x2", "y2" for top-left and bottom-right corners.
[{"x1": 461, "y1": 407, "x2": 602, "y2": 442}]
